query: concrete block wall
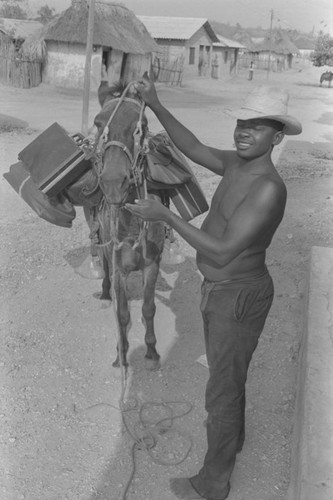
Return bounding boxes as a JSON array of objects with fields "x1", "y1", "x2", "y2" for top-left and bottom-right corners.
[{"x1": 286, "y1": 246, "x2": 333, "y2": 500}]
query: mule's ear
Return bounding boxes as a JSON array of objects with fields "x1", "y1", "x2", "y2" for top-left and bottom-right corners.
[{"x1": 98, "y1": 81, "x2": 110, "y2": 107}]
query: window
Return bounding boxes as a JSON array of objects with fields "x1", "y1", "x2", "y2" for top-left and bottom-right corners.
[{"x1": 189, "y1": 47, "x2": 195, "y2": 65}]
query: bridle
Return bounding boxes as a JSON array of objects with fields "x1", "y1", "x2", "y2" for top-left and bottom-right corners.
[
  {"x1": 92, "y1": 82, "x2": 149, "y2": 250},
  {"x1": 95, "y1": 82, "x2": 148, "y2": 200}
]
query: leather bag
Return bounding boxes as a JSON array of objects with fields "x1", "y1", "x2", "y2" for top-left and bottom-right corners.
[
  {"x1": 3, "y1": 161, "x2": 76, "y2": 228},
  {"x1": 64, "y1": 167, "x2": 103, "y2": 208},
  {"x1": 145, "y1": 131, "x2": 192, "y2": 189}
]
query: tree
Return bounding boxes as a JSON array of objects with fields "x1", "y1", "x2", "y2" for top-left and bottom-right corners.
[
  {"x1": 311, "y1": 32, "x2": 333, "y2": 67},
  {"x1": 36, "y1": 5, "x2": 55, "y2": 24},
  {"x1": 0, "y1": 1, "x2": 27, "y2": 19}
]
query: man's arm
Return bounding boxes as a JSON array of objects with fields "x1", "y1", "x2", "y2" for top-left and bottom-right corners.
[
  {"x1": 135, "y1": 75, "x2": 235, "y2": 176},
  {"x1": 126, "y1": 178, "x2": 286, "y2": 267}
]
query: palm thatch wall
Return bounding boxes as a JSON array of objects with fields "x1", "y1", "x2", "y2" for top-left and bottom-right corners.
[{"x1": 238, "y1": 29, "x2": 299, "y2": 70}]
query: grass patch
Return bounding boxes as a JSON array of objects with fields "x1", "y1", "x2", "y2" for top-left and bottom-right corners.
[{"x1": 0, "y1": 114, "x2": 28, "y2": 133}]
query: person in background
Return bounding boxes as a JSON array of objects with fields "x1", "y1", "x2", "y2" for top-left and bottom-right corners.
[
  {"x1": 126, "y1": 75, "x2": 302, "y2": 500},
  {"x1": 248, "y1": 60, "x2": 255, "y2": 80}
]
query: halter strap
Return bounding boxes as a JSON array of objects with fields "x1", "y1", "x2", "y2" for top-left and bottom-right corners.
[
  {"x1": 101, "y1": 81, "x2": 142, "y2": 142},
  {"x1": 102, "y1": 140, "x2": 133, "y2": 163}
]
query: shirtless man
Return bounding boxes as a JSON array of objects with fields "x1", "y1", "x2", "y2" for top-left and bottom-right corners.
[{"x1": 126, "y1": 77, "x2": 302, "y2": 500}]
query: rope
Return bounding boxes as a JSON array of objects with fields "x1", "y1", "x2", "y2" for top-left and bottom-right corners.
[
  {"x1": 99, "y1": 231, "x2": 193, "y2": 500},
  {"x1": 86, "y1": 82, "x2": 193, "y2": 498},
  {"x1": 111, "y1": 238, "x2": 129, "y2": 404},
  {"x1": 83, "y1": 398, "x2": 193, "y2": 500}
]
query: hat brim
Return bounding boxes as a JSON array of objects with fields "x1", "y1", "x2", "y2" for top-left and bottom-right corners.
[{"x1": 225, "y1": 108, "x2": 302, "y2": 135}]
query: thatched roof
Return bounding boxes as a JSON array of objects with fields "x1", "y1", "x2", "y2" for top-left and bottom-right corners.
[
  {"x1": 254, "y1": 30, "x2": 299, "y2": 55},
  {"x1": 293, "y1": 36, "x2": 316, "y2": 50},
  {"x1": 232, "y1": 31, "x2": 257, "y2": 52},
  {"x1": 27, "y1": 1, "x2": 159, "y2": 55}
]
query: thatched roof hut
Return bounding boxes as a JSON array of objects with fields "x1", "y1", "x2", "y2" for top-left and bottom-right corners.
[
  {"x1": 22, "y1": 0, "x2": 159, "y2": 59},
  {"x1": 255, "y1": 30, "x2": 299, "y2": 55},
  {"x1": 21, "y1": 0, "x2": 160, "y2": 89},
  {"x1": 42, "y1": 0, "x2": 159, "y2": 54}
]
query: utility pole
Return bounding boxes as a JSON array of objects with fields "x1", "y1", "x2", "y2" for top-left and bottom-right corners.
[
  {"x1": 267, "y1": 9, "x2": 274, "y2": 80},
  {"x1": 81, "y1": 0, "x2": 95, "y2": 135}
]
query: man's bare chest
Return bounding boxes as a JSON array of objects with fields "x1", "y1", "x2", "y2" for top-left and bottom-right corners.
[{"x1": 210, "y1": 170, "x2": 253, "y2": 220}]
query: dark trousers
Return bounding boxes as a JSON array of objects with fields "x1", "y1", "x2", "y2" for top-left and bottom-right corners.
[{"x1": 190, "y1": 270, "x2": 274, "y2": 499}]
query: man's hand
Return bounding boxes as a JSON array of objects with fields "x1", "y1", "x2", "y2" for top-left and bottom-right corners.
[
  {"x1": 125, "y1": 199, "x2": 170, "y2": 222},
  {"x1": 134, "y1": 73, "x2": 160, "y2": 110}
]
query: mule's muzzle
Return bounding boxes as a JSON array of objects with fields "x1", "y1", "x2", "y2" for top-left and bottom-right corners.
[{"x1": 99, "y1": 173, "x2": 131, "y2": 206}]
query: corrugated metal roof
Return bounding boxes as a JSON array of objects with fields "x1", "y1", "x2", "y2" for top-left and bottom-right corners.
[
  {"x1": 137, "y1": 15, "x2": 218, "y2": 42},
  {"x1": 0, "y1": 18, "x2": 42, "y2": 40},
  {"x1": 214, "y1": 35, "x2": 246, "y2": 49}
]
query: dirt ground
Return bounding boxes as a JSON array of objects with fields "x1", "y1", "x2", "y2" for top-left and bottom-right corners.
[{"x1": 0, "y1": 63, "x2": 333, "y2": 500}]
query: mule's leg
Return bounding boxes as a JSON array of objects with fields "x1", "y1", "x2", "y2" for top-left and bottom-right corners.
[
  {"x1": 112, "y1": 272, "x2": 130, "y2": 368},
  {"x1": 100, "y1": 255, "x2": 111, "y2": 300},
  {"x1": 142, "y1": 261, "x2": 161, "y2": 371}
]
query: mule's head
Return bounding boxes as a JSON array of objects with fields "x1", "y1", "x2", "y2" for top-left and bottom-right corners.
[{"x1": 94, "y1": 81, "x2": 147, "y2": 206}]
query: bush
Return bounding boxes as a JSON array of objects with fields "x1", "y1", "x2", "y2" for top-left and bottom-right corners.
[{"x1": 311, "y1": 32, "x2": 333, "y2": 67}]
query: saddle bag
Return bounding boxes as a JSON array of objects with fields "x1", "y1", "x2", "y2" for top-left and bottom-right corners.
[
  {"x1": 169, "y1": 178, "x2": 209, "y2": 221},
  {"x1": 3, "y1": 161, "x2": 76, "y2": 228},
  {"x1": 18, "y1": 122, "x2": 92, "y2": 197},
  {"x1": 64, "y1": 167, "x2": 103, "y2": 208},
  {"x1": 145, "y1": 131, "x2": 192, "y2": 188},
  {"x1": 145, "y1": 131, "x2": 209, "y2": 221}
]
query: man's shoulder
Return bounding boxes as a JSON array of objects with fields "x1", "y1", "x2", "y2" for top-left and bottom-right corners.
[{"x1": 250, "y1": 171, "x2": 287, "y2": 208}]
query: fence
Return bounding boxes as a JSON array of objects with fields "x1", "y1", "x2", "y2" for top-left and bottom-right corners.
[
  {"x1": 0, "y1": 55, "x2": 42, "y2": 88},
  {"x1": 151, "y1": 56, "x2": 184, "y2": 85},
  {"x1": 238, "y1": 52, "x2": 287, "y2": 72}
]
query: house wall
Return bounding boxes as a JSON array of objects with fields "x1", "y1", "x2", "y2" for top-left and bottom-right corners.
[
  {"x1": 121, "y1": 52, "x2": 152, "y2": 83},
  {"x1": 297, "y1": 48, "x2": 313, "y2": 59},
  {"x1": 43, "y1": 41, "x2": 102, "y2": 89},
  {"x1": 212, "y1": 47, "x2": 240, "y2": 78},
  {"x1": 153, "y1": 26, "x2": 215, "y2": 79},
  {"x1": 186, "y1": 26, "x2": 214, "y2": 77},
  {"x1": 43, "y1": 41, "x2": 151, "y2": 89}
]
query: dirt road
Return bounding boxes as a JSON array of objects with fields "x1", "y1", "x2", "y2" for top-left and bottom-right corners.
[{"x1": 0, "y1": 64, "x2": 332, "y2": 500}]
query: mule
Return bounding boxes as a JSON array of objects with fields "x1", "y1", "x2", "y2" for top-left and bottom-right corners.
[
  {"x1": 320, "y1": 71, "x2": 333, "y2": 87},
  {"x1": 92, "y1": 81, "x2": 165, "y2": 371}
]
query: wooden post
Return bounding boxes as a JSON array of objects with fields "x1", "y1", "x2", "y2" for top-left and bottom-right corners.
[
  {"x1": 267, "y1": 9, "x2": 274, "y2": 80},
  {"x1": 81, "y1": 0, "x2": 95, "y2": 135}
]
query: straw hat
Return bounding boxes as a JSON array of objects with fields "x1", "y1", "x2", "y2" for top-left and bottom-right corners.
[{"x1": 225, "y1": 86, "x2": 302, "y2": 135}]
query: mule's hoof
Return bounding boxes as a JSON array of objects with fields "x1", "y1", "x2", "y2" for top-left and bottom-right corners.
[
  {"x1": 112, "y1": 357, "x2": 128, "y2": 369},
  {"x1": 144, "y1": 357, "x2": 161, "y2": 371}
]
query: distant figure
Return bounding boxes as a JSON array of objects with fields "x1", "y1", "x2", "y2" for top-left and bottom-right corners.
[
  {"x1": 198, "y1": 56, "x2": 204, "y2": 76},
  {"x1": 320, "y1": 71, "x2": 333, "y2": 87},
  {"x1": 248, "y1": 61, "x2": 255, "y2": 81},
  {"x1": 211, "y1": 55, "x2": 219, "y2": 79},
  {"x1": 101, "y1": 64, "x2": 108, "y2": 82}
]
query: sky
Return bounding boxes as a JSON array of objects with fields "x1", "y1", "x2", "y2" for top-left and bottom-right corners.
[{"x1": 28, "y1": 0, "x2": 333, "y2": 34}]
